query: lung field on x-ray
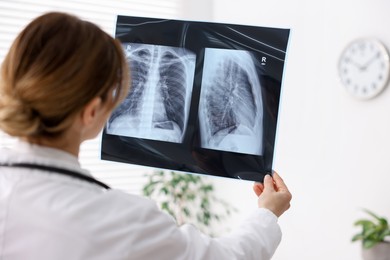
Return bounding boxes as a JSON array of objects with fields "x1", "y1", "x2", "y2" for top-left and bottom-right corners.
[
  {"x1": 154, "y1": 51, "x2": 187, "y2": 132},
  {"x1": 107, "y1": 43, "x2": 196, "y2": 143},
  {"x1": 199, "y1": 48, "x2": 264, "y2": 156},
  {"x1": 208, "y1": 60, "x2": 257, "y2": 135}
]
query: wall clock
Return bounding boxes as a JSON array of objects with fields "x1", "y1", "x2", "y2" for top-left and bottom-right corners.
[{"x1": 338, "y1": 38, "x2": 390, "y2": 100}]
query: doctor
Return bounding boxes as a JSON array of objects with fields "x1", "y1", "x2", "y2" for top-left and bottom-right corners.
[{"x1": 0, "y1": 12, "x2": 292, "y2": 260}]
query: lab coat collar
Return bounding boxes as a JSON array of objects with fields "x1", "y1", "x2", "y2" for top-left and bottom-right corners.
[{"x1": 6, "y1": 140, "x2": 92, "y2": 177}]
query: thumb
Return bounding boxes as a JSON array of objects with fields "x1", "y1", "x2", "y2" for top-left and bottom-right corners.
[{"x1": 263, "y1": 174, "x2": 275, "y2": 192}]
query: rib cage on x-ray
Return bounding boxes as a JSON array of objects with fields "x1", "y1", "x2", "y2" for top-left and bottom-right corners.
[
  {"x1": 154, "y1": 51, "x2": 187, "y2": 132},
  {"x1": 109, "y1": 48, "x2": 152, "y2": 124},
  {"x1": 199, "y1": 48, "x2": 264, "y2": 156},
  {"x1": 107, "y1": 43, "x2": 196, "y2": 143},
  {"x1": 207, "y1": 60, "x2": 257, "y2": 135}
]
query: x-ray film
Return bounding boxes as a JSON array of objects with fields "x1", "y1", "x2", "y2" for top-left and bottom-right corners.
[{"x1": 101, "y1": 15, "x2": 290, "y2": 182}]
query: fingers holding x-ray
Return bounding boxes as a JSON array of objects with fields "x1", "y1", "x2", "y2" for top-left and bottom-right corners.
[
  {"x1": 198, "y1": 48, "x2": 264, "y2": 155},
  {"x1": 107, "y1": 43, "x2": 196, "y2": 143}
]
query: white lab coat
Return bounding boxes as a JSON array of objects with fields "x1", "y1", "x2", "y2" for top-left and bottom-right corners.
[{"x1": 0, "y1": 141, "x2": 282, "y2": 260}]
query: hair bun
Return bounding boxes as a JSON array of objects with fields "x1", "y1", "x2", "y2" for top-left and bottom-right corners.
[{"x1": 0, "y1": 95, "x2": 42, "y2": 137}]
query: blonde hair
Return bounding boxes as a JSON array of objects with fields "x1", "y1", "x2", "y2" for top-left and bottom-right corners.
[{"x1": 0, "y1": 12, "x2": 130, "y2": 138}]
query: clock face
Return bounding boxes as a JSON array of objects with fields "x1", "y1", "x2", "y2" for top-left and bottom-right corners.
[{"x1": 338, "y1": 38, "x2": 390, "y2": 100}]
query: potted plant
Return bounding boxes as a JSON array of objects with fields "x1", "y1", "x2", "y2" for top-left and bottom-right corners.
[
  {"x1": 142, "y1": 170, "x2": 236, "y2": 235},
  {"x1": 352, "y1": 209, "x2": 390, "y2": 260}
]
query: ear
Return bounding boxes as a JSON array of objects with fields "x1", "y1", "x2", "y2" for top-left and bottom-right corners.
[{"x1": 80, "y1": 97, "x2": 103, "y2": 126}]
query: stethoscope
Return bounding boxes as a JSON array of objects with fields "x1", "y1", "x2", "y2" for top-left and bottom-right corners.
[{"x1": 0, "y1": 163, "x2": 110, "y2": 189}]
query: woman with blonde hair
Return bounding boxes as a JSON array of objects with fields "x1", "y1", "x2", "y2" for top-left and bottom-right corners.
[{"x1": 0, "y1": 12, "x2": 291, "y2": 260}]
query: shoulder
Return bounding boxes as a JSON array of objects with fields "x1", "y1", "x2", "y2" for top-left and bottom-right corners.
[
  {"x1": 94, "y1": 189, "x2": 160, "y2": 215},
  {"x1": 75, "y1": 189, "x2": 181, "y2": 252},
  {"x1": 70, "y1": 188, "x2": 174, "y2": 228},
  {"x1": 98, "y1": 189, "x2": 178, "y2": 229},
  {"x1": 0, "y1": 146, "x2": 12, "y2": 161}
]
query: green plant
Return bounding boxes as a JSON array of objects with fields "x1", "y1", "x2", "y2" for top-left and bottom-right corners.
[
  {"x1": 142, "y1": 170, "x2": 236, "y2": 235},
  {"x1": 352, "y1": 209, "x2": 390, "y2": 249}
]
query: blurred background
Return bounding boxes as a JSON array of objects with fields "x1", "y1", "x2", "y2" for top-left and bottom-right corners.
[{"x1": 1, "y1": 0, "x2": 390, "y2": 259}]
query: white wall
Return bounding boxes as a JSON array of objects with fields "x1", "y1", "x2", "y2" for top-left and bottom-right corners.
[
  {"x1": 186, "y1": 0, "x2": 390, "y2": 259},
  {"x1": 180, "y1": 0, "x2": 213, "y2": 21}
]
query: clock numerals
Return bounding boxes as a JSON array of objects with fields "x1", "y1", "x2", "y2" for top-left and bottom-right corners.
[{"x1": 358, "y1": 42, "x2": 366, "y2": 52}]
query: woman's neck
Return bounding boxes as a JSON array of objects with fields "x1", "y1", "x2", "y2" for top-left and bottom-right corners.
[{"x1": 23, "y1": 128, "x2": 82, "y2": 157}]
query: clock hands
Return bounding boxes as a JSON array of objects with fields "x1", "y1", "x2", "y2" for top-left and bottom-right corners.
[
  {"x1": 346, "y1": 53, "x2": 381, "y2": 72},
  {"x1": 346, "y1": 57, "x2": 364, "y2": 70},
  {"x1": 361, "y1": 53, "x2": 380, "y2": 71}
]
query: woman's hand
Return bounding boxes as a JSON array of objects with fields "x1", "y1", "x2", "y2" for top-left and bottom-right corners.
[{"x1": 253, "y1": 171, "x2": 292, "y2": 217}]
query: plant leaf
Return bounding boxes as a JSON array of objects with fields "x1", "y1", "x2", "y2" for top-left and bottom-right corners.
[
  {"x1": 379, "y1": 229, "x2": 390, "y2": 240},
  {"x1": 352, "y1": 234, "x2": 364, "y2": 242},
  {"x1": 182, "y1": 207, "x2": 191, "y2": 217},
  {"x1": 354, "y1": 220, "x2": 374, "y2": 228},
  {"x1": 363, "y1": 209, "x2": 382, "y2": 222},
  {"x1": 364, "y1": 228, "x2": 379, "y2": 239},
  {"x1": 363, "y1": 240, "x2": 377, "y2": 249}
]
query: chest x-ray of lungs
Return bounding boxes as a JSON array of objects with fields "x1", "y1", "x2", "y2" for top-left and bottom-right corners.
[
  {"x1": 101, "y1": 15, "x2": 290, "y2": 182},
  {"x1": 106, "y1": 43, "x2": 196, "y2": 143},
  {"x1": 198, "y1": 48, "x2": 263, "y2": 156}
]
